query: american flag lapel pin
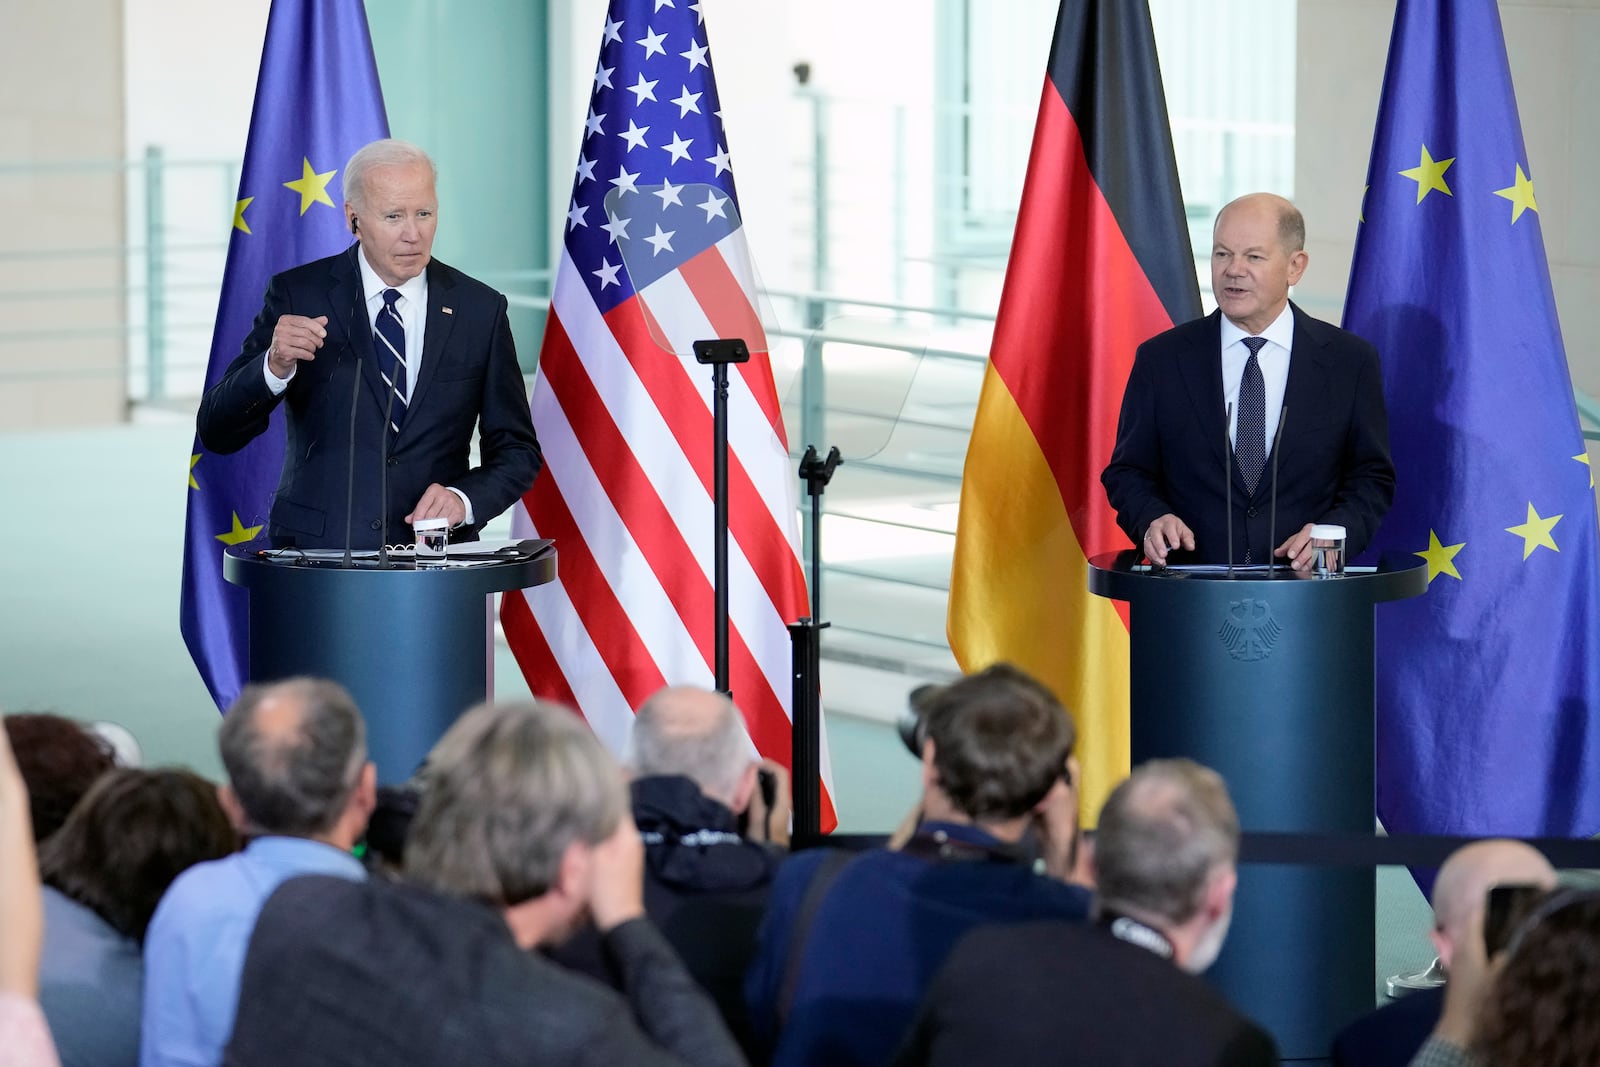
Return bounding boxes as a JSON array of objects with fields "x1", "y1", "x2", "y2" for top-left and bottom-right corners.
[{"x1": 442, "y1": 306, "x2": 453, "y2": 315}]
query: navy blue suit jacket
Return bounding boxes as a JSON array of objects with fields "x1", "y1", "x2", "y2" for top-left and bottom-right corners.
[
  {"x1": 197, "y1": 246, "x2": 541, "y2": 548},
  {"x1": 1101, "y1": 304, "x2": 1394, "y2": 564}
]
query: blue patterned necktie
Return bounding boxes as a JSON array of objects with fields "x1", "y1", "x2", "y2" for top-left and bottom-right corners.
[
  {"x1": 1236, "y1": 336, "x2": 1267, "y2": 564},
  {"x1": 374, "y1": 288, "x2": 407, "y2": 432},
  {"x1": 1236, "y1": 336, "x2": 1267, "y2": 494}
]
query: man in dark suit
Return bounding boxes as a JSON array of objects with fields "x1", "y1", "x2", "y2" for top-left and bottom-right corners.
[
  {"x1": 222, "y1": 700, "x2": 744, "y2": 1067},
  {"x1": 894, "y1": 758, "x2": 1277, "y2": 1067},
  {"x1": 197, "y1": 138, "x2": 540, "y2": 549},
  {"x1": 1102, "y1": 193, "x2": 1393, "y2": 567}
]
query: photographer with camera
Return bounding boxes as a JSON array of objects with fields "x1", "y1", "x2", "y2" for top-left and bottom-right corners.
[
  {"x1": 550, "y1": 685, "x2": 787, "y2": 1058},
  {"x1": 744, "y1": 664, "x2": 1089, "y2": 1067}
]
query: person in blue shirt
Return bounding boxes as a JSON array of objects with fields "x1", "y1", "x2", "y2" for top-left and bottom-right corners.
[
  {"x1": 139, "y1": 678, "x2": 375, "y2": 1067},
  {"x1": 745, "y1": 664, "x2": 1090, "y2": 1067}
]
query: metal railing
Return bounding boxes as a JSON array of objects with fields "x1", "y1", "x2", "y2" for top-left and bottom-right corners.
[{"x1": 8, "y1": 132, "x2": 1599, "y2": 672}]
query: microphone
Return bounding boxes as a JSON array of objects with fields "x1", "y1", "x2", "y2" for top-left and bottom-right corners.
[
  {"x1": 377, "y1": 369, "x2": 399, "y2": 568},
  {"x1": 340, "y1": 292, "x2": 362, "y2": 569},
  {"x1": 1267, "y1": 406, "x2": 1287, "y2": 578},
  {"x1": 1224, "y1": 401, "x2": 1234, "y2": 576}
]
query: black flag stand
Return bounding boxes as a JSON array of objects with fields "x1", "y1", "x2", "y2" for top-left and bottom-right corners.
[
  {"x1": 695, "y1": 337, "x2": 836, "y2": 841},
  {"x1": 788, "y1": 443, "x2": 841, "y2": 842},
  {"x1": 692, "y1": 339, "x2": 750, "y2": 697}
]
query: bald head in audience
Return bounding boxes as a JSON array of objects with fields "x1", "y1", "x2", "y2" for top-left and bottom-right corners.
[
  {"x1": 1429, "y1": 839, "x2": 1557, "y2": 974},
  {"x1": 217, "y1": 677, "x2": 376, "y2": 849}
]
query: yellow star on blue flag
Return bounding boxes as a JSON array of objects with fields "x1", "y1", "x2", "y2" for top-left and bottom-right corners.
[
  {"x1": 1343, "y1": 0, "x2": 1600, "y2": 844},
  {"x1": 180, "y1": 0, "x2": 389, "y2": 711},
  {"x1": 284, "y1": 158, "x2": 338, "y2": 215},
  {"x1": 215, "y1": 513, "x2": 264, "y2": 546}
]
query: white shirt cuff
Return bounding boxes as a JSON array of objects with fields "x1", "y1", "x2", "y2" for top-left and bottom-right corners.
[
  {"x1": 446, "y1": 487, "x2": 475, "y2": 528},
  {"x1": 264, "y1": 351, "x2": 294, "y2": 394}
]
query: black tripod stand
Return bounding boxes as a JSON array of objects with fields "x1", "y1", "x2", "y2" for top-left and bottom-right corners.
[{"x1": 788, "y1": 443, "x2": 841, "y2": 841}]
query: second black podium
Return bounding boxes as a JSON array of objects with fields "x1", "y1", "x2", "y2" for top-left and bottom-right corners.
[
  {"x1": 1089, "y1": 552, "x2": 1427, "y2": 1060},
  {"x1": 225, "y1": 543, "x2": 557, "y2": 784}
]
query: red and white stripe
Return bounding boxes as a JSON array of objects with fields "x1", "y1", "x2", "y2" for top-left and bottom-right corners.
[{"x1": 504, "y1": 232, "x2": 836, "y2": 824}]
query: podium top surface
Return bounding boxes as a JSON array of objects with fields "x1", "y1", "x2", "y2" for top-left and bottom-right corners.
[
  {"x1": 224, "y1": 539, "x2": 558, "y2": 597},
  {"x1": 1088, "y1": 550, "x2": 1428, "y2": 604}
]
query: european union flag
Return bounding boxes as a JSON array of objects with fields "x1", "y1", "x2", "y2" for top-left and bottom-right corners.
[
  {"x1": 1345, "y1": 0, "x2": 1600, "y2": 840},
  {"x1": 180, "y1": 0, "x2": 388, "y2": 708}
]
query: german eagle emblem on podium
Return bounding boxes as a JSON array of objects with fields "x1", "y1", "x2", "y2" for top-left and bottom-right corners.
[{"x1": 1219, "y1": 598, "x2": 1281, "y2": 662}]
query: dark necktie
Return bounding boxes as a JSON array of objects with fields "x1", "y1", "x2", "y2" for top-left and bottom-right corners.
[
  {"x1": 374, "y1": 288, "x2": 408, "y2": 432},
  {"x1": 1236, "y1": 336, "x2": 1267, "y2": 494}
]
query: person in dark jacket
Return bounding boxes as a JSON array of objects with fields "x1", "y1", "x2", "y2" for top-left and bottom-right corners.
[
  {"x1": 746, "y1": 664, "x2": 1090, "y2": 1067},
  {"x1": 222, "y1": 700, "x2": 745, "y2": 1067},
  {"x1": 894, "y1": 758, "x2": 1277, "y2": 1067},
  {"x1": 552, "y1": 685, "x2": 786, "y2": 1055}
]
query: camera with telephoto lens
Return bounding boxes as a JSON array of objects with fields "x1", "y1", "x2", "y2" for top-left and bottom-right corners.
[{"x1": 897, "y1": 684, "x2": 942, "y2": 757}]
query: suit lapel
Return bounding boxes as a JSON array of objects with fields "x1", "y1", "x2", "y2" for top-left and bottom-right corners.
[
  {"x1": 401, "y1": 259, "x2": 457, "y2": 434},
  {"x1": 1274, "y1": 302, "x2": 1330, "y2": 480},
  {"x1": 1177, "y1": 311, "x2": 1242, "y2": 493}
]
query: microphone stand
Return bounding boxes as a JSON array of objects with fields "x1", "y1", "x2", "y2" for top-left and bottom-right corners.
[
  {"x1": 341, "y1": 301, "x2": 363, "y2": 569},
  {"x1": 1224, "y1": 402, "x2": 1234, "y2": 576},
  {"x1": 788, "y1": 444, "x2": 840, "y2": 844},
  {"x1": 377, "y1": 373, "x2": 400, "y2": 569},
  {"x1": 691, "y1": 339, "x2": 751, "y2": 695},
  {"x1": 1267, "y1": 408, "x2": 1286, "y2": 578}
]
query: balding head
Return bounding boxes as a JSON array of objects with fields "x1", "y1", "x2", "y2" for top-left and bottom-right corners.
[
  {"x1": 1215, "y1": 192, "x2": 1305, "y2": 254},
  {"x1": 627, "y1": 686, "x2": 754, "y2": 809},
  {"x1": 218, "y1": 677, "x2": 369, "y2": 838},
  {"x1": 1429, "y1": 839, "x2": 1557, "y2": 971}
]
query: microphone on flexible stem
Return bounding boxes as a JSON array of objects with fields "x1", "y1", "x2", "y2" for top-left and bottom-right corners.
[
  {"x1": 340, "y1": 292, "x2": 362, "y2": 569},
  {"x1": 1267, "y1": 406, "x2": 1287, "y2": 578},
  {"x1": 1224, "y1": 401, "x2": 1234, "y2": 577},
  {"x1": 377, "y1": 379, "x2": 399, "y2": 568}
]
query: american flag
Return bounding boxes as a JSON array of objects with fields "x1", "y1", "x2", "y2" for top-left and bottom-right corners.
[{"x1": 503, "y1": 0, "x2": 834, "y2": 825}]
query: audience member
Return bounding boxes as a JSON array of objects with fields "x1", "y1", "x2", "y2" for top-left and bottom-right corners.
[
  {"x1": 745, "y1": 663, "x2": 1088, "y2": 1067},
  {"x1": 894, "y1": 758, "x2": 1276, "y2": 1067},
  {"x1": 37, "y1": 768, "x2": 237, "y2": 1067},
  {"x1": 3, "y1": 714, "x2": 115, "y2": 843},
  {"x1": 0, "y1": 713, "x2": 62, "y2": 1067},
  {"x1": 553, "y1": 685, "x2": 787, "y2": 1053},
  {"x1": 140, "y1": 678, "x2": 374, "y2": 1067},
  {"x1": 1408, "y1": 886, "x2": 1600, "y2": 1067},
  {"x1": 221, "y1": 700, "x2": 746, "y2": 1067},
  {"x1": 1332, "y1": 839, "x2": 1556, "y2": 1067}
]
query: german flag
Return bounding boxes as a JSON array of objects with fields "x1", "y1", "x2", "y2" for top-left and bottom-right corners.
[{"x1": 948, "y1": 0, "x2": 1200, "y2": 817}]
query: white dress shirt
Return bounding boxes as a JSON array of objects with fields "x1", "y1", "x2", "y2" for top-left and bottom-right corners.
[
  {"x1": 1220, "y1": 302, "x2": 1294, "y2": 451},
  {"x1": 260, "y1": 249, "x2": 473, "y2": 525}
]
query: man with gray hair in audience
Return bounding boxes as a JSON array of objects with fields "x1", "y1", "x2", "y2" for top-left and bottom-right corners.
[
  {"x1": 140, "y1": 677, "x2": 375, "y2": 1067},
  {"x1": 555, "y1": 685, "x2": 787, "y2": 1054},
  {"x1": 895, "y1": 758, "x2": 1278, "y2": 1066},
  {"x1": 221, "y1": 700, "x2": 745, "y2": 1067}
]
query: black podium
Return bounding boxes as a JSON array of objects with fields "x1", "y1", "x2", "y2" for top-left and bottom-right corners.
[
  {"x1": 224, "y1": 544, "x2": 557, "y2": 784},
  {"x1": 1088, "y1": 552, "x2": 1427, "y2": 1060}
]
